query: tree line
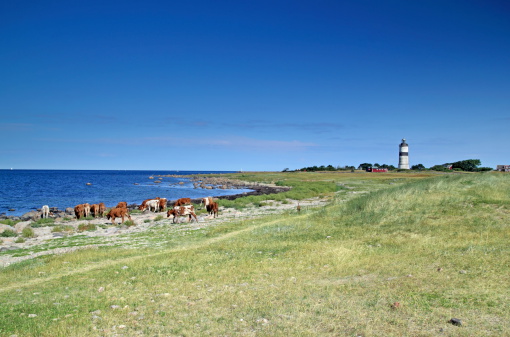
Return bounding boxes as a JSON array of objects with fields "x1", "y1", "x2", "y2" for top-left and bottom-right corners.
[{"x1": 284, "y1": 159, "x2": 492, "y2": 173}]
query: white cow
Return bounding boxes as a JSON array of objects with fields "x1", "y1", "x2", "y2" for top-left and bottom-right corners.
[
  {"x1": 41, "y1": 205, "x2": 50, "y2": 218},
  {"x1": 146, "y1": 199, "x2": 160, "y2": 212}
]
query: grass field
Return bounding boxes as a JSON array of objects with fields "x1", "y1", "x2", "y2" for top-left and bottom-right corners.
[{"x1": 0, "y1": 171, "x2": 509, "y2": 336}]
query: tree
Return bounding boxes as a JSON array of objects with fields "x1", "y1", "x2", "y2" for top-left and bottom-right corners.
[
  {"x1": 358, "y1": 163, "x2": 372, "y2": 170},
  {"x1": 430, "y1": 165, "x2": 449, "y2": 172},
  {"x1": 451, "y1": 159, "x2": 482, "y2": 172},
  {"x1": 411, "y1": 164, "x2": 425, "y2": 170}
]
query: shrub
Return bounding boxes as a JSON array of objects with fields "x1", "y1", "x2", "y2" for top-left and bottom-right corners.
[
  {"x1": 124, "y1": 220, "x2": 136, "y2": 227},
  {"x1": 77, "y1": 223, "x2": 97, "y2": 232},
  {"x1": 154, "y1": 215, "x2": 164, "y2": 221},
  {"x1": 15, "y1": 237, "x2": 25, "y2": 243},
  {"x1": 51, "y1": 225, "x2": 74, "y2": 233},
  {"x1": 0, "y1": 229, "x2": 17, "y2": 238},
  {"x1": 22, "y1": 227, "x2": 35, "y2": 238}
]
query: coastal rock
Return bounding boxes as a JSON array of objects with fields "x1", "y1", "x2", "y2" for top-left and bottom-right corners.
[
  {"x1": 14, "y1": 221, "x2": 32, "y2": 233},
  {"x1": 20, "y1": 211, "x2": 39, "y2": 221},
  {"x1": 65, "y1": 208, "x2": 74, "y2": 215},
  {"x1": 0, "y1": 224, "x2": 15, "y2": 233}
]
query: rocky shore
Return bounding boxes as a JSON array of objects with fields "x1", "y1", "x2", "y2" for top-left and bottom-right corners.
[
  {"x1": 1, "y1": 176, "x2": 317, "y2": 267},
  {"x1": 1, "y1": 176, "x2": 290, "y2": 222}
]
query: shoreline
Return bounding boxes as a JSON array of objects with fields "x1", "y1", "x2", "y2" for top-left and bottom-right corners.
[
  {"x1": 0, "y1": 193, "x2": 325, "y2": 268},
  {"x1": 1, "y1": 176, "x2": 290, "y2": 221}
]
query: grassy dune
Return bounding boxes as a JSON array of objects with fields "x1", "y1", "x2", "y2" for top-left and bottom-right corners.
[{"x1": 0, "y1": 172, "x2": 509, "y2": 336}]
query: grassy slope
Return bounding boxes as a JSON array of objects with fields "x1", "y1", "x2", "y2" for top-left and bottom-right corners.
[{"x1": 0, "y1": 172, "x2": 509, "y2": 336}]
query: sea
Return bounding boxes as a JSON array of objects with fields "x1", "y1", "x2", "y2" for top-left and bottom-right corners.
[{"x1": 0, "y1": 170, "x2": 251, "y2": 217}]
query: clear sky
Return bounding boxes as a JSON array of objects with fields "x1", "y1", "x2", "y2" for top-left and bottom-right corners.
[{"x1": 1, "y1": 0, "x2": 509, "y2": 171}]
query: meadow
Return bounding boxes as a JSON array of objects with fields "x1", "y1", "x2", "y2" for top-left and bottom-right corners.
[{"x1": 0, "y1": 171, "x2": 509, "y2": 336}]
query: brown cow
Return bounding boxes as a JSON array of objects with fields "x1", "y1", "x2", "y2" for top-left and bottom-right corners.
[
  {"x1": 90, "y1": 204, "x2": 100, "y2": 217},
  {"x1": 98, "y1": 202, "x2": 107, "y2": 217},
  {"x1": 83, "y1": 203, "x2": 91, "y2": 217},
  {"x1": 201, "y1": 196, "x2": 214, "y2": 207},
  {"x1": 106, "y1": 207, "x2": 132, "y2": 225},
  {"x1": 158, "y1": 198, "x2": 167, "y2": 212},
  {"x1": 173, "y1": 198, "x2": 191, "y2": 207},
  {"x1": 116, "y1": 201, "x2": 128, "y2": 209},
  {"x1": 206, "y1": 201, "x2": 219, "y2": 218},
  {"x1": 167, "y1": 205, "x2": 198, "y2": 223},
  {"x1": 74, "y1": 204, "x2": 85, "y2": 219}
]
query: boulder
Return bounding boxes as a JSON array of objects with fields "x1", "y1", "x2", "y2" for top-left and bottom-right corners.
[
  {"x1": 0, "y1": 224, "x2": 15, "y2": 234},
  {"x1": 65, "y1": 207, "x2": 74, "y2": 215},
  {"x1": 20, "y1": 211, "x2": 40, "y2": 221},
  {"x1": 14, "y1": 221, "x2": 32, "y2": 233}
]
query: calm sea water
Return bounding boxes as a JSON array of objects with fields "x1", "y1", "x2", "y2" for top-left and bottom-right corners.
[{"x1": 0, "y1": 170, "x2": 250, "y2": 216}]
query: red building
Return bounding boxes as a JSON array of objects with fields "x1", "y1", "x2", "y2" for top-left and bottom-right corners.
[{"x1": 366, "y1": 167, "x2": 388, "y2": 172}]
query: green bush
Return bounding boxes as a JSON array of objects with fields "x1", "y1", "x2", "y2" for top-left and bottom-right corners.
[
  {"x1": 77, "y1": 223, "x2": 97, "y2": 232},
  {"x1": 21, "y1": 227, "x2": 35, "y2": 238},
  {"x1": 124, "y1": 220, "x2": 136, "y2": 227},
  {"x1": 0, "y1": 229, "x2": 17, "y2": 237},
  {"x1": 15, "y1": 237, "x2": 25, "y2": 243}
]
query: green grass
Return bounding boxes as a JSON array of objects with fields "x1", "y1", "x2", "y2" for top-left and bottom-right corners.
[
  {"x1": 77, "y1": 223, "x2": 97, "y2": 232},
  {"x1": 32, "y1": 218, "x2": 55, "y2": 227},
  {"x1": 0, "y1": 229, "x2": 17, "y2": 237},
  {"x1": 21, "y1": 227, "x2": 35, "y2": 238},
  {"x1": 0, "y1": 172, "x2": 509, "y2": 336}
]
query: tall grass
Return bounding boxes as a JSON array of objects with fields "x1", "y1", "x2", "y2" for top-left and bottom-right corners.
[{"x1": 0, "y1": 172, "x2": 509, "y2": 336}]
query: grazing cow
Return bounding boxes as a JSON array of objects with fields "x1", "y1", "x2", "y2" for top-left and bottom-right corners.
[
  {"x1": 206, "y1": 201, "x2": 219, "y2": 218},
  {"x1": 41, "y1": 205, "x2": 50, "y2": 219},
  {"x1": 158, "y1": 198, "x2": 167, "y2": 212},
  {"x1": 116, "y1": 201, "x2": 128, "y2": 209},
  {"x1": 138, "y1": 197, "x2": 160, "y2": 211},
  {"x1": 74, "y1": 204, "x2": 85, "y2": 219},
  {"x1": 106, "y1": 207, "x2": 132, "y2": 225},
  {"x1": 167, "y1": 205, "x2": 198, "y2": 223},
  {"x1": 90, "y1": 204, "x2": 100, "y2": 217},
  {"x1": 83, "y1": 203, "x2": 91, "y2": 217},
  {"x1": 98, "y1": 202, "x2": 107, "y2": 217},
  {"x1": 173, "y1": 198, "x2": 191, "y2": 207},
  {"x1": 146, "y1": 199, "x2": 160, "y2": 212}
]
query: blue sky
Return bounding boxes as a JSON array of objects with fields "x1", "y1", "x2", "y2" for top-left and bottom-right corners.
[{"x1": 1, "y1": 0, "x2": 509, "y2": 171}]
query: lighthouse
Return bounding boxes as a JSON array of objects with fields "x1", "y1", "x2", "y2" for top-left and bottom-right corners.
[{"x1": 398, "y1": 138, "x2": 409, "y2": 169}]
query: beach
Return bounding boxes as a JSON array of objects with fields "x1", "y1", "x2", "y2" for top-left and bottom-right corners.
[{"x1": 0, "y1": 195, "x2": 327, "y2": 268}]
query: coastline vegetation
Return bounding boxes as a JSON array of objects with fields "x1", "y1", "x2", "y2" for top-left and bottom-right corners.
[{"x1": 0, "y1": 171, "x2": 509, "y2": 336}]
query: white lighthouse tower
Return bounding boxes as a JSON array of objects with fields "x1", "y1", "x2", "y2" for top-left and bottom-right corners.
[{"x1": 398, "y1": 138, "x2": 409, "y2": 169}]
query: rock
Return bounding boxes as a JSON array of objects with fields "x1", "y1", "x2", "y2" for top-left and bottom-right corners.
[
  {"x1": 0, "y1": 224, "x2": 15, "y2": 233},
  {"x1": 0, "y1": 246, "x2": 21, "y2": 252},
  {"x1": 459, "y1": 270, "x2": 467, "y2": 274},
  {"x1": 65, "y1": 208, "x2": 74, "y2": 215},
  {"x1": 20, "y1": 211, "x2": 39, "y2": 221},
  {"x1": 449, "y1": 318, "x2": 462, "y2": 326},
  {"x1": 14, "y1": 221, "x2": 32, "y2": 233}
]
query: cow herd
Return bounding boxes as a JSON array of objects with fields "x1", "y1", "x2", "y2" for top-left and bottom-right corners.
[{"x1": 64, "y1": 197, "x2": 219, "y2": 225}]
